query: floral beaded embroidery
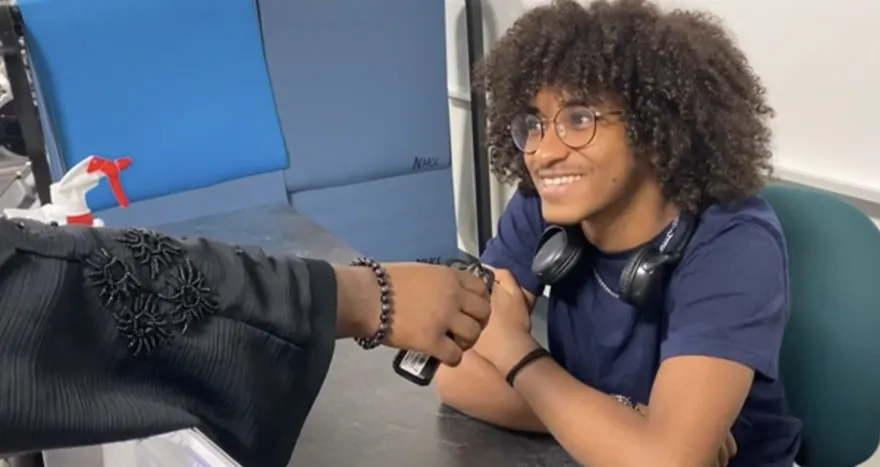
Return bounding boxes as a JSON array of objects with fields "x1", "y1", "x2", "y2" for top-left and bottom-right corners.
[
  {"x1": 83, "y1": 248, "x2": 142, "y2": 305},
  {"x1": 163, "y1": 259, "x2": 219, "y2": 334},
  {"x1": 115, "y1": 293, "x2": 172, "y2": 356},
  {"x1": 83, "y1": 229, "x2": 219, "y2": 355},
  {"x1": 118, "y1": 228, "x2": 183, "y2": 279}
]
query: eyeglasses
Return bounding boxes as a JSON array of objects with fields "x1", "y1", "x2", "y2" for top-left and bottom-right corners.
[{"x1": 509, "y1": 105, "x2": 623, "y2": 154}]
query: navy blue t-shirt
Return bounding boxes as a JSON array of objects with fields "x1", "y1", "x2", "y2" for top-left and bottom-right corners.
[{"x1": 481, "y1": 191, "x2": 802, "y2": 466}]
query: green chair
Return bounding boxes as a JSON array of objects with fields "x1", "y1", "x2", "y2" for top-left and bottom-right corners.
[{"x1": 762, "y1": 184, "x2": 880, "y2": 467}]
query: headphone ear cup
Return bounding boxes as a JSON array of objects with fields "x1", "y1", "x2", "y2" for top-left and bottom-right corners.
[
  {"x1": 618, "y1": 246, "x2": 653, "y2": 306},
  {"x1": 532, "y1": 226, "x2": 585, "y2": 285},
  {"x1": 619, "y1": 214, "x2": 699, "y2": 309}
]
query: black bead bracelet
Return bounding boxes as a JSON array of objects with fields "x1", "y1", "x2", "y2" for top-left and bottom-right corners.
[{"x1": 351, "y1": 257, "x2": 393, "y2": 350}]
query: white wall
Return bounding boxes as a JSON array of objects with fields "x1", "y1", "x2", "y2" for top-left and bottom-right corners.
[{"x1": 445, "y1": 0, "x2": 532, "y2": 256}]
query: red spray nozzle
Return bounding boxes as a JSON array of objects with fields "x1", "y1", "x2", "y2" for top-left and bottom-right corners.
[
  {"x1": 86, "y1": 156, "x2": 132, "y2": 208},
  {"x1": 115, "y1": 157, "x2": 132, "y2": 171}
]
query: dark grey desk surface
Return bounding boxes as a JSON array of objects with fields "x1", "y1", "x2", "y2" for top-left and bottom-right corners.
[{"x1": 158, "y1": 204, "x2": 575, "y2": 466}]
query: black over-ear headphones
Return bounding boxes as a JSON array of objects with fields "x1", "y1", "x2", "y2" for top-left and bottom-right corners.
[{"x1": 531, "y1": 214, "x2": 698, "y2": 310}]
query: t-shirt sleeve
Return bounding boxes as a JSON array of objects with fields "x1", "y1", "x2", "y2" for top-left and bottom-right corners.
[
  {"x1": 479, "y1": 191, "x2": 545, "y2": 296},
  {"x1": 660, "y1": 220, "x2": 789, "y2": 380}
]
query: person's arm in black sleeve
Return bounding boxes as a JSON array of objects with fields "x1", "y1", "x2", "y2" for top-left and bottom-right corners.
[{"x1": 0, "y1": 218, "x2": 342, "y2": 467}]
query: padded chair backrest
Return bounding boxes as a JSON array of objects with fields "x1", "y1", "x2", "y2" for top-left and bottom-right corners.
[
  {"x1": 259, "y1": 0, "x2": 451, "y2": 193},
  {"x1": 761, "y1": 184, "x2": 880, "y2": 467},
  {"x1": 18, "y1": 0, "x2": 289, "y2": 210}
]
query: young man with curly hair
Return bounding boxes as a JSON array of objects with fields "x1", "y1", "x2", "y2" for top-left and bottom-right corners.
[{"x1": 435, "y1": 1, "x2": 802, "y2": 466}]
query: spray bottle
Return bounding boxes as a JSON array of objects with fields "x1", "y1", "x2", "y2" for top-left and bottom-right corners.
[{"x1": 4, "y1": 155, "x2": 132, "y2": 226}]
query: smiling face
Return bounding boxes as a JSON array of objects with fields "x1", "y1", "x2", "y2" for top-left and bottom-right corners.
[{"x1": 524, "y1": 87, "x2": 644, "y2": 225}]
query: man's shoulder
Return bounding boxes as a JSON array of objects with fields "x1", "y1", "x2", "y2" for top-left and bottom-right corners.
[
  {"x1": 664, "y1": 196, "x2": 792, "y2": 384},
  {"x1": 691, "y1": 195, "x2": 786, "y2": 255},
  {"x1": 484, "y1": 189, "x2": 546, "y2": 255},
  {"x1": 674, "y1": 195, "x2": 788, "y2": 282},
  {"x1": 480, "y1": 190, "x2": 547, "y2": 295}
]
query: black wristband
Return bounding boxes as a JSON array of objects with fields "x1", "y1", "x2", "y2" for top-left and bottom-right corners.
[
  {"x1": 505, "y1": 348, "x2": 550, "y2": 387},
  {"x1": 350, "y1": 257, "x2": 393, "y2": 350}
]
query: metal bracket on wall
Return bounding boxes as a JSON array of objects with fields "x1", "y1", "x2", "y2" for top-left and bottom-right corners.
[
  {"x1": 464, "y1": 0, "x2": 492, "y2": 255},
  {"x1": 0, "y1": 0, "x2": 51, "y2": 204}
]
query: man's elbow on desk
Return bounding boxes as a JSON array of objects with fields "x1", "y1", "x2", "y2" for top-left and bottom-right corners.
[{"x1": 512, "y1": 358, "x2": 722, "y2": 467}]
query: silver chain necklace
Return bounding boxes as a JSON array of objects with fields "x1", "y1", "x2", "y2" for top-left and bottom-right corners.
[{"x1": 592, "y1": 215, "x2": 680, "y2": 300}]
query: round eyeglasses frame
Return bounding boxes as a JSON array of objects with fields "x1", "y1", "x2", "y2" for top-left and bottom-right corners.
[{"x1": 509, "y1": 105, "x2": 623, "y2": 154}]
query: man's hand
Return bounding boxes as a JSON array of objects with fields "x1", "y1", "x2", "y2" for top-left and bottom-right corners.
[
  {"x1": 715, "y1": 431, "x2": 738, "y2": 466},
  {"x1": 473, "y1": 268, "x2": 540, "y2": 375},
  {"x1": 384, "y1": 263, "x2": 492, "y2": 365},
  {"x1": 336, "y1": 262, "x2": 492, "y2": 366}
]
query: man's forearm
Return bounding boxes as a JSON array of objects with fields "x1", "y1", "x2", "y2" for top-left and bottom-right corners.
[
  {"x1": 436, "y1": 349, "x2": 547, "y2": 433},
  {"x1": 332, "y1": 265, "x2": 381, "y2": 339},
  {"x1": 513, "y1": 358, "x2": 669, "y2": 467}
]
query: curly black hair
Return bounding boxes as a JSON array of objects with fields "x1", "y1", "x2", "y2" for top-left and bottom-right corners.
[{"x1": 475, "y1": 0, "x2": 774, "y2": 211}]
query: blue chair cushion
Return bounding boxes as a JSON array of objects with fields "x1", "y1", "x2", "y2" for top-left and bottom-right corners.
[
  {"x1": 257, "y1": 0, "x2": 451, "y2": 192},
  {"x1": 19, "y1": 0, "x2": 289, "y2": 210},
  {"x1": 291, "y1": 169, "x2": 459, "y2": 263}
]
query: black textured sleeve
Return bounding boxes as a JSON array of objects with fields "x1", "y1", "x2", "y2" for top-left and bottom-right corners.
[{"x1": 0, "y1": 218, "x2": 338, "y2": 467}]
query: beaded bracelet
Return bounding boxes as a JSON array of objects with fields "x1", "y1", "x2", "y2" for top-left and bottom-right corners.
[{"x1": 351, "y1": 257, "x2": 393, "y2": 350}]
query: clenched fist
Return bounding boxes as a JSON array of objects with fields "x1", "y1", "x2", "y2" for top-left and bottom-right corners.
[{"x1": 335, "y1": 262, "x2": 492, "y2": 366}]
